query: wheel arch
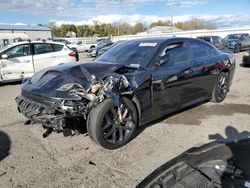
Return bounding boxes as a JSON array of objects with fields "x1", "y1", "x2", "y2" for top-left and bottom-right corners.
[
  {"x1": 219, "y1": 68, "x2": 230, "y2": 84},
  {"x1": 121, "y1": 94, "x2": 142, "y2": 126}
]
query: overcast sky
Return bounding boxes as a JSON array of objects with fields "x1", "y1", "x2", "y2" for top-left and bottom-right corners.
[{"x1": 0, "y1": 0, "x2": 249, "y2": 28}]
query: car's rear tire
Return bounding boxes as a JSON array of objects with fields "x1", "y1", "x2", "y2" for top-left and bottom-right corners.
[
  {"x1": 211, "y1": 72, "x2": 229, "y2": 103},
  {"x1": 88, "y1": 97, "x2": 138, "y2": 149}
]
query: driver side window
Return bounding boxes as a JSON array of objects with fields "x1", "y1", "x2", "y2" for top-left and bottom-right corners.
[
  {"x1": 4, "y1": 44, "x2": 30, "y2": 58},
  {"x1": 161, "y1": 42, "x2": 189, "y2": 66}
]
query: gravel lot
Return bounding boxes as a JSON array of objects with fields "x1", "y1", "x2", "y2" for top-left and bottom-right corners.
[{"x1": 0, "y1": 52, "x2": 250, "y2": 188}]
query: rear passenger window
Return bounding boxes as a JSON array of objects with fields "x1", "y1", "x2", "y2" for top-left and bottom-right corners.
[
  {"x1": 34, "y1": 44, "x2": 52, "y2": 54},
  {"x1": 51, "y1": 44, "x2": 63, "y2": 52},
  {"x1": 190, "y1": 42, "x2": 208, "y2": 58}
]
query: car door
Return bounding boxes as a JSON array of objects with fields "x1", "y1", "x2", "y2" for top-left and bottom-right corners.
[
  {"x1": 50, "y1": 43, "x2": 68, "y2": 64},
  {"x1": 151, "y1": 41, "x2": 198, "y2": 118},
  {"x1": 0, "y1": 43, "x2": 34, "y2": 81},
  {"x1": 189, "y1": 41, "x2": 219, "y2": 99},
  {"x1": 32, "y1": 43, "x2": 59, "y2": 72}
]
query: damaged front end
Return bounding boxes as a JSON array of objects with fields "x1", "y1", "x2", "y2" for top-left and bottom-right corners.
[{"x1": 16, "y1": 64, "x2": 139, "y2": 137}]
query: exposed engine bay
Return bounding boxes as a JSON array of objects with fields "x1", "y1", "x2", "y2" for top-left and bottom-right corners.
[
  {"x1": 15, "y1": 63, "x2": 143, "y2": 137},
  {"x1": 51, "y1": 74, "x2": 133, "y2": 118},
  {"x1": 137, "y1": 138, "x2": 250, "y2": 188}
]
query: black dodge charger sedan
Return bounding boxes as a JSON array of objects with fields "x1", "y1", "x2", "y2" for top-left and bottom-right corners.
[{"x1": 16, "y1": 37, "x2": 235, "y2": 149}]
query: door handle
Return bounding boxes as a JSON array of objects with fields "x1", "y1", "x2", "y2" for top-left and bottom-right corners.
[
  {"x1": 25, "y1": 60, "x2": 30, "y2": 62},
  {"x1": 50, "y1": 56, "x2": 57, "y2": 58}
]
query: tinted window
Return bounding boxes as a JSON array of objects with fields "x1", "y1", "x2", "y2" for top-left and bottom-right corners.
[
  {"x1": 190, "y1": 42, "x2": 208, "y2": 58},
  {"x1": 218, "y1": 37, "x2": 222, "y2": 44},
  {"x1": 198, "y1": 37, "x2": 211, "y2": 43},
  {"x1": 4, "y1": 44, "x2": 30, "y2": 58},
  {"x1": 225, "y1": 34, "x2": 243, "y2": 40},
  {"x1": 51, "y1": 44, "x2": 63, "y2": 52},
  {"x1": 163, "y1": 43, "x2": 189, "y2": 65},
  {"x1": 242, "y1": 35, "x2": 249, "y2": 40},
  {"x1": 213, "y1": 37, "x2": 220, "y2": 45},
  {"x1": 104, "y1": 43, "x2": 113, "y2": 47},
  {"x1": 95, "y1": 41, "x2": 159, "y2": 67},
  {"x1": 76, "y1": 41, "x2": 83, "y2": 45},
  {"x1": 34, "y1": 43, "x2": 52, "y2": 54}
]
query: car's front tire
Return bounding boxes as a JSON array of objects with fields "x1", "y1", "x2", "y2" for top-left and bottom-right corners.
[
  {"x1": 211, "y1": 72, "x2": 229, "y2": 103},
  {"x1": 88, "y1": 97, "x2": 138, "y2": 149}
]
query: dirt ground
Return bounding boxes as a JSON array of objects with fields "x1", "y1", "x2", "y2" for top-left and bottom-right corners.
[{"x1": 0, "y1": 52, "x2": 250, "y2": 188}]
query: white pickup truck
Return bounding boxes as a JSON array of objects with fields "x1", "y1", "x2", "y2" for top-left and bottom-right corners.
[
  {"x1": 53, "y1": 38, "x2": 97, "y2": 52},
  {"x1": 68, "y1": 40, "x2": 97, "y2": 52},
  {"x1": 0, "y1": 41, "x2": 77, "y2": 83}
]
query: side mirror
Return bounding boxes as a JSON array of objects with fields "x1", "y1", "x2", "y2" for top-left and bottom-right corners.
[
  {"x1": 1, "y1": 54, "x2": 8, "y2": 59},
  {"x1": 159, "y1": 54, "x2": 169, "y2": 65},
  {"x1": 153, "y1": 54, "x2": 169, "y2": 67}
]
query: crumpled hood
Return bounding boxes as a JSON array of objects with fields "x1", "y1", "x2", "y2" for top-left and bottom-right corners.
[{"x1": 22, "y1": 61, "x2": 126, "y2": 99}]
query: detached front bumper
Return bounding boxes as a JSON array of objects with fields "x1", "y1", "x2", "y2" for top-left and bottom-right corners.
[{"x1": 16, "y1": 95, "x2": 66, "y2": 131}]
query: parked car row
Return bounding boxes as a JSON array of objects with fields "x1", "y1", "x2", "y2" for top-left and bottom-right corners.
[
  {"x1": 0, "y1": 41, "x2": 77, "y2": 83},
  {"x1": 88, "y1": 41, "x2": 124, "y2": 57},
  {"x1": 88, "y1": 41, "x2": 114, "y2": 57},
  {"x1": 197, "y1": 33, "x2": 250, "y2": 53}
]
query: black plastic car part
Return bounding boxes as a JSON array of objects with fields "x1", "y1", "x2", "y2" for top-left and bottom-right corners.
[
  {"x1": 137, "y1": 139, "x2": 250, "y2": 188},
  {"x1": 242, "y1": 53, "x2": 250, "y2": 67}
]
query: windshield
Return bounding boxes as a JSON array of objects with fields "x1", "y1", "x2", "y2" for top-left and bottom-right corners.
[
  {"x1": 225, "y1": 34, "x2": 243, "y2": 40},
  {"x1": 95, "y1": 40, "x2": 159, "y2": 67}
]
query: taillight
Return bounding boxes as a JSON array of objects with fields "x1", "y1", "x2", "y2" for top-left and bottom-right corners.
[{"x1": 68, "y1": 52, "x2": 76, "y2": 57}]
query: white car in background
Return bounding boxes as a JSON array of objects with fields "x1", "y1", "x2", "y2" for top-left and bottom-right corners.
[
  {"x1": 53, "y1": 39, "x2": 97, "y2": 52},
  {"x1": 67, "y1": 40, "x2": 97, "y2": 52},
  {"x1": 0, "y1": 41, "x2": 77, "y2": 83}
]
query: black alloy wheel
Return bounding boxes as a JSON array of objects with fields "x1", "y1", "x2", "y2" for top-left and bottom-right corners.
[
  {"x1": 88, "y1": 98, "x2": 138, "y2": 149},
  {"x1": 211, "y1": 72, "x2": 229, "y2": 103},
  {"x1": 102, "y1": 105, "x2": 134, "y2": 144}
]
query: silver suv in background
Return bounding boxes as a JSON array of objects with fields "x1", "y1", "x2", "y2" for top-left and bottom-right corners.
[{"x1": 224, "y1": 33, "x2": 250, "y2": 53}]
